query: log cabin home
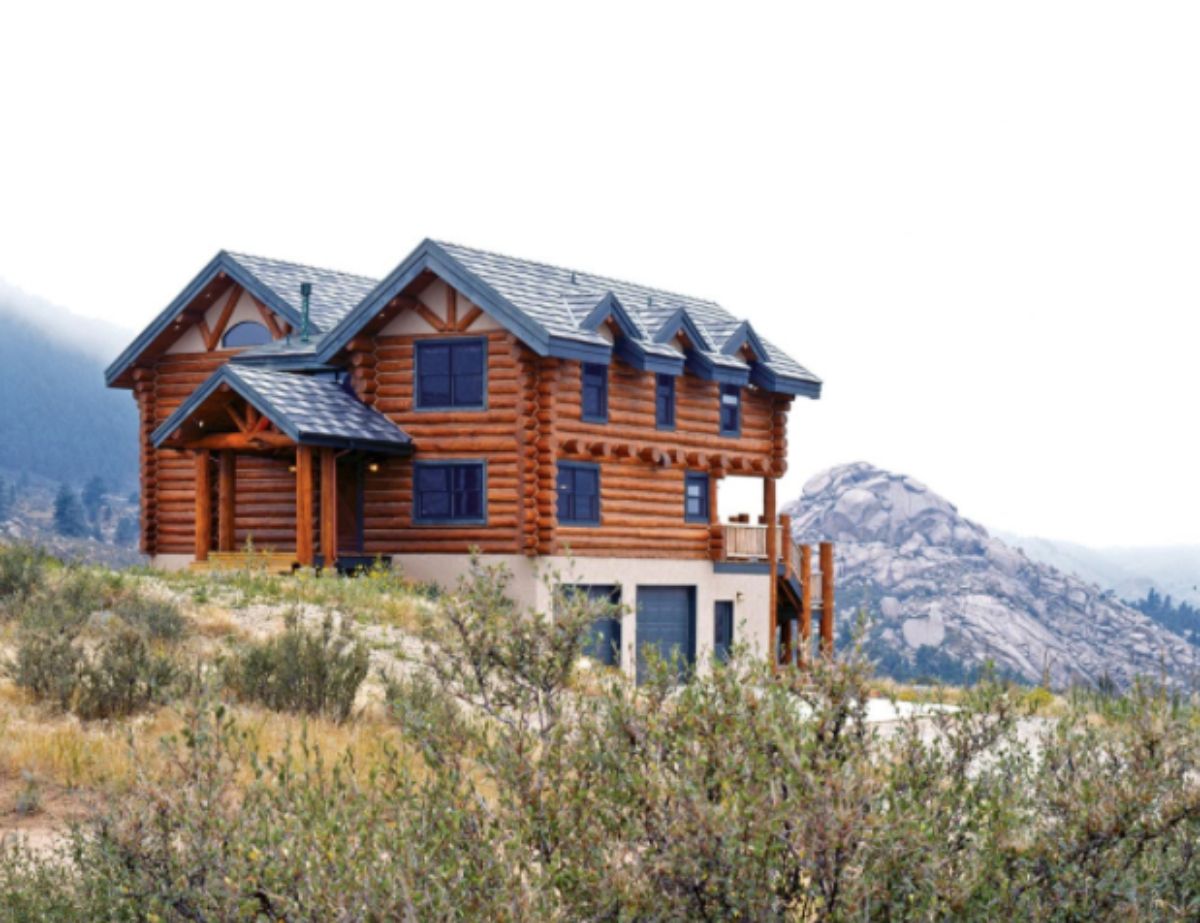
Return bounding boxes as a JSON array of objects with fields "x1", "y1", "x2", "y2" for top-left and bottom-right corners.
[{"x1": 106, "y1": 240, "x2": 831, "y2": 677}]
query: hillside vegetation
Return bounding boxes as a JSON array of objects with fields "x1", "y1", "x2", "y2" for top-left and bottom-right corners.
[
  {"x1": 0, "y1": 306, "x2": 136, "y2": 489},
  {"x1": 1, "y1": 545, "x2": 1199, "y2": 920}
]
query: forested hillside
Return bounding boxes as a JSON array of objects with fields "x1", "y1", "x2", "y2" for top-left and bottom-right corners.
[{"x1": 0, "y1": 306, "x2": 136, "y2": 489}]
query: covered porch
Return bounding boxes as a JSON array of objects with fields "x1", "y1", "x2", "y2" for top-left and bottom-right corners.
[{"x1": 151, "y1": 364, "x2": 413, "y2": 571}]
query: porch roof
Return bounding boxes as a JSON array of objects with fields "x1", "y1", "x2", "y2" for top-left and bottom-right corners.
[{"x1": 151, "y1": 365, "x2": 413, "y2": 455}]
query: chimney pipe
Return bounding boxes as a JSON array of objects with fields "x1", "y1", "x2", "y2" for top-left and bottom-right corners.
[{"x1": 300, "y1": 282, "x2": 312, "y2": 343}]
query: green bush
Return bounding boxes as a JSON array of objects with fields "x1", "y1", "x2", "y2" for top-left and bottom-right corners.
[
  {"x1": 113, "y1": 592, "x2": 185, "y2": 641},
  {"x1": 0, "y1": 543, "x2": 48, "y2": 611},
  {"x1": 6, "y1": 626, "x2": 176, "y2": 720},
  {"x1": 223, "y1": 612, "x2": 369, "y2": 722}
]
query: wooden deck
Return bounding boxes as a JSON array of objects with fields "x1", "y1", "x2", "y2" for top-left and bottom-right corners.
[{"x1": 189, "y1": 550, "x2": 297, "y2": 575}]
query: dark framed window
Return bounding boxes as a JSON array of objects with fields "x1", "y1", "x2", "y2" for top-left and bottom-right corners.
[
  {"x1": 714, "y1": 600, "x2": 734, "y2": 663},
  {"x1": 415, "y1": 338, "x2": 486, "y2": 410},
  {"x1": 557, "y1": 461, "x2": 600, "y2": 525},
  {"x1": 581, "y1": 363, "x2": 608, "y2": 422},
  {"x1": 655, "y1": 373, "x2": 675, "y2": 429},
  {"x1": 719, "y1": 383, "x2": 741, "y2": 436},
  {"x1": 684, "y1": 472, "x2": 709, "y2": 523},
  {"x1": 413, "y1": 461, "x2": 486, "y2": 524},
  {"x1": 222, "y1": 321, "x2": 272, "y2": 349}
]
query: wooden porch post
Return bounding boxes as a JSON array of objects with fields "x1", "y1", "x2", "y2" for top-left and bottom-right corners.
[
  {"x1": 820, "y1": 541, "x2": 835, "y2": 657},
  {"x1": 217, "y1": 451, "x2": 236, "y2": 552},
  {"x1": 764, "y1": 477, "x2": 778, "y2": 671},
  {"x1": 193, "y1": 450, "x2": 211, "y2": 562},
  {"x1": 707, "y1": 472, "x2": 722, "y2": 561},
  {"x1": 320, "y1": 448, "x2": 338, "y2": 569},
  {"x1": 295, "y1": 445, "x2": 315, "y2": 567},
  {"x1": 779, "y1": 513, "x2": 793, "y2": 668}
]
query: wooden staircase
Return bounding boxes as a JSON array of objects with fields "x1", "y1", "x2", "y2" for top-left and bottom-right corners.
[{"x1": 776, "y1": 514, "x2": 835, "y2": 668}]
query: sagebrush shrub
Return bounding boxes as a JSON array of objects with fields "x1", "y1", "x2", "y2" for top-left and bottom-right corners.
[
  {"x1": 224, "y1": 612, "x2": 368, "y2": 722},
  {"x1": 6, "y1": 625, "x2": 176, "y2": 720},
  {"x1": 114, "y1": 593, "x2": 185, "y2": 640},
  {"x1": 0, "y1": 543, "x2": 48, "y2": 611}
]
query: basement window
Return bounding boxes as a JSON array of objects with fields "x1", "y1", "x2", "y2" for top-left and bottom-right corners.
[
  {"x1": 557, "y1": 461, "x2": 601, "y2": 525},
  {"x1": 415, "y1": 338, "x2": 487, "y2": 410},
  {"x1": 413, "y1": 461, "x2": 486, "y2": 524},
  {"x1": 581, "y1": 363, "x2": 608, "y2": 423}
]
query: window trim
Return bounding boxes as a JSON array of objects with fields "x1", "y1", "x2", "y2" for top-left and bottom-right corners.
[
  {"x1": 719, "y1": 383, "x2": 742, "y2": 437},
  {"x1": 684, "y1": 471, "x2": 710, "y2": 523},
  {"x1": 655, "y1": 373, "x2": 676, "y2": 430},
  {"x1": 556, "y1": 460, "x2": 602, "y2": 526},
  {"x1": 411, "y1": 459, "x2": 488, "y2": 526},
  {"x1": 581, "y1": 362, "x2": 609, "y2": 423},
  {"x1": 413, "y1": 337, "x2": 488, "y2": 412}
]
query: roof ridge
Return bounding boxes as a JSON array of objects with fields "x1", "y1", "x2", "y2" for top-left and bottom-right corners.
[
  {"x1": 433, "y1": 239, "x2": 723, "y2": 309},
  {"x1": 225, "y1": 250, "x2": 380, "y2": 285}
]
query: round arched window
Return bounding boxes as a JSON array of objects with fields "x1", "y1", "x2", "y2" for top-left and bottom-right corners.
[{"x1": 222, "y1": 321, "x2": 272, "y2": 348}]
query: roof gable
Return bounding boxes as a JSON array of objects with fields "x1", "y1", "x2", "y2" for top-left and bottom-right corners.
[{"x1": 151, "y1": 365, "x2": 412, "y2": 454}]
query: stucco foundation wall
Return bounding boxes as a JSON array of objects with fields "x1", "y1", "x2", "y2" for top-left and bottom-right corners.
[
  {"x1": 150, "y1": 554, "x2": 194, "y2": 572},
  {"x1": 390, "y1": 553, "x2": 771, "y2": 675}
]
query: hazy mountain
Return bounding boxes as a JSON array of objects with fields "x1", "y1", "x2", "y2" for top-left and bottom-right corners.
[
  {"x1": 785, "y1": 463, "x2": 1198, "y2": 690},
  {"x1": 997, "y1": 533, "x2": 1200, "y2": 608},
  {"x1": 0, "y1": 284, "x2": 137, "y2": 489}
]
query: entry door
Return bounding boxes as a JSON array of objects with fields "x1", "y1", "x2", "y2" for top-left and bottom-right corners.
[
  {"x1": 336, "y1": 457, "x2": 364, "y2": 554},
  {"x1": 571, "y1": 585, "x2": 622, "y2": 667},
  {"x1": 636, "y1": 586, "x2": 696, "y2": 684},
  {"x1": 714, "y1": 600, "x2": 734, "y2": 664}
]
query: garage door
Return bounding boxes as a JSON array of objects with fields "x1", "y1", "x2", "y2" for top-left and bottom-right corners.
[{"x1": 636, "y1": 586, "x2": 696, "y2": 684}]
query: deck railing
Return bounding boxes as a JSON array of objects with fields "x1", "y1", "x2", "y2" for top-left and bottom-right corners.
[{"x1": 717, "y1": 515, "x2": 835, "y2": 666}]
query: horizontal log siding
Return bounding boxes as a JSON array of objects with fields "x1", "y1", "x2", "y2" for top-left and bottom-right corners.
[
  {"x1": 549, "y1": 360, "x2": 781, "y2": 559},
  {"x1": 149, "y1": 350, "x2": 299, "y2": 554},
  {"x1": 367, "y1": 330, "x2": 527, "y2": 555}
]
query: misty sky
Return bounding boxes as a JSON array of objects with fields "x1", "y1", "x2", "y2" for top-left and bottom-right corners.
[{"x1": 1, "y1": 2, "x2": 1197, "y2": 545}]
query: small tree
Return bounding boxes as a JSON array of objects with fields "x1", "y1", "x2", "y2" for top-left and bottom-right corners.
[
  {"x1": 53, "y1": 485, "x2": 89, "y2": 538},
  {"x1": 114, "y1": 515, "x2": 139, "y2": 547},
  {"x1": 81, "y1": 477, "x2": 106, "y2": 524}
]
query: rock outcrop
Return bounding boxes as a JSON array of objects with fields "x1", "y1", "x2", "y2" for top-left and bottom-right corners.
[{"x1": 785, "y1": 463, "x2": 1197, "y2": 689}]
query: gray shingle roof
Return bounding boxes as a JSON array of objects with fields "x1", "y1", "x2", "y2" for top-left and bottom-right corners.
[
  {"x1": 226, "y1": 252, "x2": 379, "y2": 332},
  {"x1": 151, "y1": 365, "x2": 412, "y2": 454},
  {"x1": 430, "y1": 241, "x2": 821, "y2": 388}
]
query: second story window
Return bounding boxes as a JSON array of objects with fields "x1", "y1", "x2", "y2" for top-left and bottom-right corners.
[
  {"x1": 581, "y1": 363, "x2": 608, "y2": 422},
  {"x1": 414, "y1": 461, "x2": 485, "y2": 524},
  {"x1": 719, "y1": 384, "x2": 741, "y2": 436},
  {"x1": 557, "y1": 462, "x2": 600, "y2": 525},
  {"x1": 415, "y1": 338, "x2": 486, "y2": 410},
  {"x1": 656, "y1": 373, "x2": 675, "y2": 429},
  {"x1": 684, "y1": 472, "x2": 709, "y2": 522}
]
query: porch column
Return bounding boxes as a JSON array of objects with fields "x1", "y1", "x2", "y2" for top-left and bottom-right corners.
[
  {"x1": 707, "y1": 472, "x2": 722, "y2": 561},
  {"x1": 800, "y1": 544, "x2": 813, "y2": 666},
  {"x1": 820, "y1": 541, "x2": 835, "y2": 658},
  {"x1": 320, "y1": 448, "x2": 338, "y2": 569},
  {"x1": 295, "y1": 445, "x2": 315, "y2": 567},
  {"x1": 194, "y1": 450, "x2": 211, "y2": 562},
  {"x1": 217, "y1": 451, "x2": 237, "y2": 552},
  {"x1": 764, "y1": 476, "x2": 778, "y2": 671}
]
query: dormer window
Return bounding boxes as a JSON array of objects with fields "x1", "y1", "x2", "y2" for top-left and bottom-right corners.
[
  {"x1": 222, "y1": 321, "x2": 272, "y2": 349},
  {"x1": 581, "y1": 363, "x2": 608, "y2": 423},
  {"x1": 719, "y1": 384, "x2": 741, "y2": 436}
]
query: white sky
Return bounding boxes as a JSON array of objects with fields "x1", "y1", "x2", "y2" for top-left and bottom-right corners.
[{"x1": 0, "y1": 2, "x2": 1197, "y2": 545}]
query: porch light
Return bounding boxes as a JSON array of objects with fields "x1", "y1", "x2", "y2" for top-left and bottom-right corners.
[
  {"x1": 288, "y1": 464, "x2": 297, "y2": 473},
  {"x1": 367, "y1": 461, "x2": 380, "y2": 473}
]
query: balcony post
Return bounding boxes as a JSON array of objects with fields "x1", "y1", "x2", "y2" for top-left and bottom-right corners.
[
  {"x1": 295, "y1": 445, "x2": 315, "y2": 567},
  {"x1": 820, "y1": 541, "x2": 835, "y2": 657},
  {"x1": 193, "y1": 449, "x2": 211, "y2": 563}
]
